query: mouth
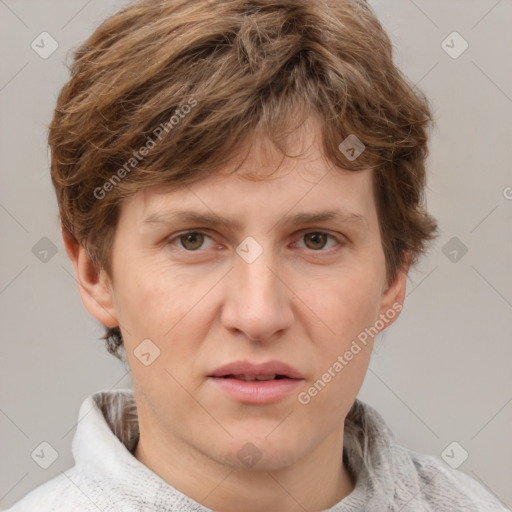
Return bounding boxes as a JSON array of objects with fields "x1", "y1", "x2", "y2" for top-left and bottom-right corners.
[
  {"x1": 208, "y1": 359, "x2": 304, "y2": 380},
  {"x1": 208, "y1": 360, "x2": 304, "y2": 404},
  {"x1": 218, "y1": 374, "x2": 293, "y2": 381}
]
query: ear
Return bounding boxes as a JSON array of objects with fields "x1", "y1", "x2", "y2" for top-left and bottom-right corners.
[
  {"x1": 62, "y1": 229, "x2": 119, "y2": 328},
  {"x1": 377, "y1": 256, "x2": 409, "y2": 330}
]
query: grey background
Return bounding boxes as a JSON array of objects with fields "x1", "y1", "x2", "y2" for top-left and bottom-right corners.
[{"x1": 1, "y1": 0, "x2": 511, "y2": 509}]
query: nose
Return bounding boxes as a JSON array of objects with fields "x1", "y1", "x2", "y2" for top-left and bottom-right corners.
[{"x1": 220, "y1": 246, "x2": 295, "y2": 342}]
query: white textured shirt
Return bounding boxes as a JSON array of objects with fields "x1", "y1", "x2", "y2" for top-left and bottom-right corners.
[{"x1": 7, "y1": 389, "x2": 509, "y2": 511}]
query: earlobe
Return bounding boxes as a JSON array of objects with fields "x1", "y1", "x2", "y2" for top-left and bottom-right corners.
[
  {"x1": 62, "y1": 229, "x2": 119, "y2": 328},
  {"x1": 378, "y1": 263, "x2": 408, "y2": 326}
]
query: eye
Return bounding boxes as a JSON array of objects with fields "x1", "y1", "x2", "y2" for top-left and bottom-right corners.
[
  {"x1": 295, "y1": 231, "x2": 340, "y2": 251},
  {"x1": 167, "y1": 230, "x2": 343, "y2": 253},
  {"x1": 169, "y1": 231, "x2": 215, "y2": 251}
]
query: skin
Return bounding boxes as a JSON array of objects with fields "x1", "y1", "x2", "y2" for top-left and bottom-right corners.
[{"x1": 65, "y1": 117, "x2": 407, "y2": 512}]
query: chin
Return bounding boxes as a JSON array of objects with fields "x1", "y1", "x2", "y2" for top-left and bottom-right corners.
[{"x1": 210, "y1": 435, "x2": 306, "y2": 472}]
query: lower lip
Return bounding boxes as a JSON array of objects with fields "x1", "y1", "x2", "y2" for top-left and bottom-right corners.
[{"x1": 208, "y1": 377, "x2": 303, "y2": 404}]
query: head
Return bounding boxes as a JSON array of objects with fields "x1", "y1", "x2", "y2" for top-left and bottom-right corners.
[{"x1": 50, "y1": 0, "x2": 437, "y2": 475}]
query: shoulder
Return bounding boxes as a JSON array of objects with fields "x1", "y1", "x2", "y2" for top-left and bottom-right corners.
[
  {"x1": 6, "y1": 471, "x2": 72, "y2": 512},
  {"x1": 4, "y1": 467, "x2": 116, "y2": 512},
  {"x1": 345, "y1": 400, "x2": 509, "y2": 511},
  {"x1": 400, "y1": 446, "x2": 509, "y2": 511}
]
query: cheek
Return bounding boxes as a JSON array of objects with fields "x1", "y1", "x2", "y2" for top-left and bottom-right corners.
[
  {"x1": 296, "y1": 272, "x2": 383, "y2": 423},
  {"x1": 117, "y1": 266, "x2": 206, "y2": 403},
  {"x1": 299, "y1": 266, "x2": 383, "y2": 396},
  {"x1": 307, "y1": 267, "x2": 383, "y2": 344},
  {"x1": 111, "y1": 255, "x2": 202, "y2": 338},
  {"x1": 112, "y1": 259, "x2": 217, "y2": 392}
]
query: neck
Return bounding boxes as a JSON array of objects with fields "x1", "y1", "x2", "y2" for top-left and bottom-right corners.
[{"x1": 134, "y1": 422, "x2": 355, "y2": 512}]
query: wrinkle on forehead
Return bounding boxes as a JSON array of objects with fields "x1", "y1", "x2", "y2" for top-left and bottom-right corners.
[{"x1": 135, "y1": 113, "x2": 366, "y2": 216}]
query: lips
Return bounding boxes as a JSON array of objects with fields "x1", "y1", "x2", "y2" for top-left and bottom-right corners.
[
  {"x1": 208, "y1": 360, "x2": 304, "y2": 404},
  {"x1": 224, "y1": 374, "x2": 286, "y2": 381},
  {"x1": 208, "y1": 360, "x2": 304, "y2": 380}
]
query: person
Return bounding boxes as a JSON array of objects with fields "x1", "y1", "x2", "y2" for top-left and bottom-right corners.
[{"x1": 7, "y1": 0, "x2": 508, "y2": 510}]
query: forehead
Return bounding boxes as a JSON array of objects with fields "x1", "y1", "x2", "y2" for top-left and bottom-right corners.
[
  {"x1": 122, "y1": 118, "x2": 377, "y2": 229},
  {"x1": 125, "y1": 172, "x2": 377, "y2": 242}
]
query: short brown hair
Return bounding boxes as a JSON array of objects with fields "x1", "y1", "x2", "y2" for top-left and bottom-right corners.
[{"x1": 49, "y1": 0, "x2": 438, "y2": 359}]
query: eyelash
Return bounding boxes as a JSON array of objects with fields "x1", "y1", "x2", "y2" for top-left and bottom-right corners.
[{"x1": 166, "y1": 230, "x2": 344, "y2": 254}]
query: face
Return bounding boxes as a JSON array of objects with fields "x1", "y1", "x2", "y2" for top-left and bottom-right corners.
[{"x1": 74, "y1": 120, "x2": 406, "y2": 475}]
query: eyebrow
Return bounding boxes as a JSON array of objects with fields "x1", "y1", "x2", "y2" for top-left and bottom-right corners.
[{"x1": 143, "y1": 208, "x2": 367, "y2": 232}]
